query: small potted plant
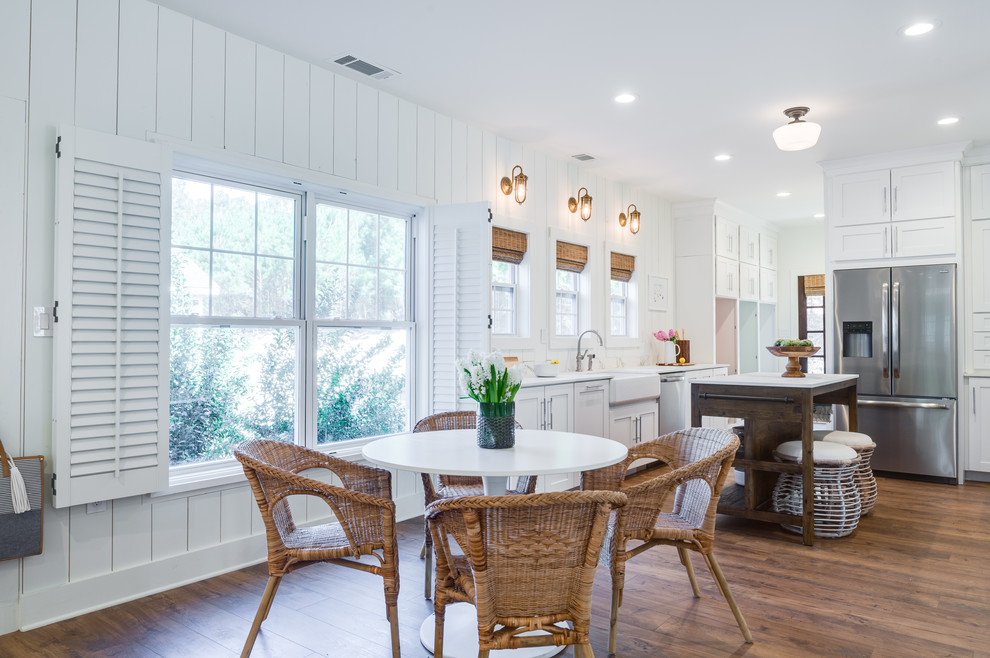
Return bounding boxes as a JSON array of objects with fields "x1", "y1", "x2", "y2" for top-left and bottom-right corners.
[{"x1": 458, "y1": 351, "x2": 523, "y2": 448}]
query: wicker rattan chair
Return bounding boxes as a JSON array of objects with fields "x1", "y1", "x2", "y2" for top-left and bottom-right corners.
[
  {"x1": 427, "y1": 490, "x2": 627, "y2": 657},
  {"x1": 235, "y1": 439, "x2": 400, "y2": 657},
  {"x1": 582, "y1": 427, "x2": 752, "y2": 653},
  {"x1": 414, "y1": 411, "x2": 535, "y2": 599}
]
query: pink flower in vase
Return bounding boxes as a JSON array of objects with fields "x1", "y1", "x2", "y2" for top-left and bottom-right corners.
[{"x1": 653, "y1": 329, "x2": 677, "y2": 342}]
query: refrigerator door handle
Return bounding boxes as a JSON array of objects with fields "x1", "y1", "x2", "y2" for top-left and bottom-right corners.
[
  {"x1": 857, "y1": 399, "x2": 952, "y2": 411},
  {"x1": 892, "y1": 281, "x2": 900, "y2": 379},
  {"x1": 881, "y1": 282, "x2": 889, "y2": 379}
]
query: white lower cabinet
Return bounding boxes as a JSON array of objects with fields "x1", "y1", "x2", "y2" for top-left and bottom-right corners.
[
  {"x1": 515, "y1": 383, "x2": 573, "y2": 432},
  {"x1": 969, "y1": 379, "x2": 990, "y2": 473},
  {"x1": 573, "y1": 380, "x2": 609, "y2": 438},
  {"x1": 609, "y1": 400, "x2": 659, "y2": 449}
]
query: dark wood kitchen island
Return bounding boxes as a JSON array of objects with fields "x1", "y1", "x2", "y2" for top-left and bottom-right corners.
[{"x1": 691, "y1": 372, "x2": 859, "y2": 546}]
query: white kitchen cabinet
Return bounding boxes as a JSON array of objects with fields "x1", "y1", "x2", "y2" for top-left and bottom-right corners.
[
  {"x1": 715, "y1": 216, "x2": 739, "y2": 259},
  {"x1": 829, "y1": 216, "x2": 955, "y2": 261},
  {"x1": 829, "y1": 162, "x2": 956, "y2": 227},
  {"x1": 515, "y1": 383, "x2": 573, "y2": 432},
  {"x1": 573, "y1": 379, "x2": 609, "y2": 438},
  {"x1": 715, "y1": 256, "x2": 739, "y2": 298},
  {"x1": 759, "y1": 267, "x2": 777, "y2": 303},
  {"x1": 971, "y1": 164, "x2": 990, "y2": 220},
  {"x1": 972, "y1": 220, "x2": 990, "y2": 314},
  {"x1": 739, "y1": 225, "x2": 759, "y2": 264},
  {"x1": 609, "y1": 399, "x2": 658, "y2": 449},
  {"x1": 760, "y1": 234, "x2": 778, "y2": 269},
  {"x1": 968, "y1": 379, "x2": 990, "y2": 473},
  {"x1": 739, "y1": 263, "x2": 760, "y2": 301}
]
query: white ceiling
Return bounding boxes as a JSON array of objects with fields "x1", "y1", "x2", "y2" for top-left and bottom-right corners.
[{"x1": 152, "y1": 0, "x2": 990, "y2": 227}]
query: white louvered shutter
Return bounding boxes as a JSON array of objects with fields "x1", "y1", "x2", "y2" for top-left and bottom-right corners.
[
  {"x1": 429, "y1": 202, "x2": 492, "y2": 413},
  {"x1": 52, "y1": 125, "x2": 171, "y2": 508}
]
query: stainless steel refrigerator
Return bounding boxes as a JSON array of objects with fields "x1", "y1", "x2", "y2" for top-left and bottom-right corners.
[{"x1": 833, "y1": 264, "x2": 957, "y2": 482}]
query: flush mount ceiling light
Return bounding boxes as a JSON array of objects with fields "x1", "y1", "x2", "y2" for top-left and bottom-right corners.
[
  {"x1": 903, "y1": 22, "x2": 935, "y2": 36},
  {"x1": 772, "y1": 106, "x2": 822, "y2": 151},
  {"x1": 776, "y1": 192, "x2": 791, "y2": 197},
  {"x1": 568, "y1": 187, "x2": 593, "y2": 221},
  {"x1": 814, "y1": 213, "x2": 825, "y2": 219},
  {"x1": 614, "y1": 93, "x2": 637, "y2": 104},
  {"x1": 714, "y1": 154, "x2": 732, "y2": 161},
  {"x1": 500, "y1": 165, "x2": 528, "y2": 204},
  {"x1": 937, "y1": 116, "x2": 959, "y2": 125}
]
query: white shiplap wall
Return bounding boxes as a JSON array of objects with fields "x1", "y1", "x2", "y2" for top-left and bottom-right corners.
[{"x1": 0, "y1": 0, "x2": 676, "y2": 633}]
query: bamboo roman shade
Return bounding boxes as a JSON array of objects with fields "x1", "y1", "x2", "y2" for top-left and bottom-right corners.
[
  {"x1": 556, "y1": 241, "x2": 588, "y2": 273},
  {"x1": 610, "y1": 252, "x2": 635, "y2": 282},
  {"x1": 804, "y1": 274, "x2": 825, "y2": 297},
  {"x1": 492, "y1": 227, "x2": 528, "y2": 264}
]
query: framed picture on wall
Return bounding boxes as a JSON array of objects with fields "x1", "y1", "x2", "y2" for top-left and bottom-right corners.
[{"x1": 648, "y1": 275, "x2": 668, "y2": 311}]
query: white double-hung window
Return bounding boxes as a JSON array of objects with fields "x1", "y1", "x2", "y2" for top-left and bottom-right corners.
[
  {"x1": 491, "y1": 227, "x2": 528, "y2": 336},
  {"x1": 609, "y1": 251, "x2": 636, "y2": 339},
  {"x1": 554, "y1": 239, "x2": 589, "y2": 339}
]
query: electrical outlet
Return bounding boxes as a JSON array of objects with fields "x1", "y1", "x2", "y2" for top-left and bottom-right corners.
[{"x1": 87, "y1": 500, "x2": 107, "y2": 514}]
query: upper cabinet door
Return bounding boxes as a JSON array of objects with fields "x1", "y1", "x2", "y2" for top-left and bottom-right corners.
[
  {"x1": 760, "y1": 234, "x2": 778, "y2": 270},
  {"x1": 970, "y1": 164, "x2": 990, "y2": 220},
  {"x1": 829, "y1": 169, "x2": 890, "y2": 226},
  {"x1": 891, "y1": 161, "x2": 956, "y2": 221},
  {"x1": 738, "y1": 225, "x2": 759, "y2": 264},
  {"x1": 715, "y1": 216, "x2": 739, "y2": 259}
]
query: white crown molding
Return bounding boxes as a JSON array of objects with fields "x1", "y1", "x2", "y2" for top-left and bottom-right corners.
[{"x1": 819, "y1": 141, "x2": 972, "y2": 175}]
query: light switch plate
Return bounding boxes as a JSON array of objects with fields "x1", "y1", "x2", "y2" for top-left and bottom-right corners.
[{"x1": 33, "y1": 306, "x2": 52, "y2": 337}]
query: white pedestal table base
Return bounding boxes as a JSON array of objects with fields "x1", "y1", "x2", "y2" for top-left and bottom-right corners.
[{"x1": 419, "y1": 602, "x2": 567, "y2": 657}]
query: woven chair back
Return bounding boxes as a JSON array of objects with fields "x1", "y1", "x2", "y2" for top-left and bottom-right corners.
[{"x1": 428, "y1": 490, "x2": 626, "y2": 624}]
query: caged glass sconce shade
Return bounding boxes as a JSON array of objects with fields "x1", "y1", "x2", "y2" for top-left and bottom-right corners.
[
  {"x1": 627, "y1": 204, "x2": 641, "y2": 234},
  {"x1": 772, "y1": 106, "x2": 821, "y2": 151},
  {"x1": 568, "y1": 187, "x2": 593, "y2": 221},
  {"x1": 500, "y1": 165, "x2": 528, "y2": 204}
]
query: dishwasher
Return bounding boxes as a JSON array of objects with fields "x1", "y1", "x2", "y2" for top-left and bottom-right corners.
[{"x1": 659, "y1": 373, "x2": 688, "y2": 435}]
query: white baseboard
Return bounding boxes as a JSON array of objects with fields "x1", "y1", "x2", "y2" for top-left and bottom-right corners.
[{"x1": 0, "y1": 603, "x2": 17, "y2": 636}]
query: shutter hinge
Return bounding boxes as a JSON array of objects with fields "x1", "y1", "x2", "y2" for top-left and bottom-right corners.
[
  {"x1": 488, "y1": 314, "x2": 493, "y2": 329},
  {"x1": 55, "y1": 135, "x2": 61, "y2": 158},
  {"x1": 487, "y1": 209, "x2": 492, "y2": 223},
  {"x1": 51, "y1": 473, "x2": 56, "y2": 497},
  {"x1": 52, "y1": 300, "x2": 59, "y2": 323}
]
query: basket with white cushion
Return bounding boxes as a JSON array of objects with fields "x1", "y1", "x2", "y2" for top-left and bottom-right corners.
[
  {"x1": 821, "y1": 431, "x2": 877, "y2": 515},
  {"x1": 772, "y1": 440, "x2": 862, "y2": 538}
]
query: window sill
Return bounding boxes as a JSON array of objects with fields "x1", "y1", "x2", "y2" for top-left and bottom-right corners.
[{"x1": 157, "y1": 438, "x2": 380, "y2": 498}]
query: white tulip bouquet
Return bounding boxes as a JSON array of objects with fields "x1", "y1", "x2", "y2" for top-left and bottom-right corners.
[{"x1": 458, "y1": 350, "x2": 522, "y2": 404}]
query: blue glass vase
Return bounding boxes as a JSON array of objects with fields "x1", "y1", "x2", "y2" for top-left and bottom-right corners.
[{"x1": 477, "y1": 401, "x2": 515, "y2": 449}]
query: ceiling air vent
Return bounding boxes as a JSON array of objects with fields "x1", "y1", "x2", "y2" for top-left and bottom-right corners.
[
  {"x1": 331, "y1": 54, "x2": 399, "y2": 80},
  {"x1": 571, "y1": 153, "x2": 595, "y2": 161}
]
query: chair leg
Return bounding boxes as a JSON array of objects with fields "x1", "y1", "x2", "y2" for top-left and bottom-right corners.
[
  {"x1": 260, "y1": 575, "x2": 282, "y2": 622},
  {"x1": 608, "y1": 582, "x2": 620, "y2": 655},
  {"x1": 242, "y1": 575, "x2": 281, "y2": 658},
  {"x1": 577, "y1": 642, "x2": 594, "y2": 657},
  {"x1": 478, "y1": 651, "x2": 490, "y2": 658},
  {"x1": 434, "y1": 602, "x2": 446, "y2": 658},
  {"x1": 678, "y1": 546, "x2": 701, "y2": 598},
  {"x1": 425, "y1": 545, "x2": 433, "y2": 600},
  {"x1": 419, "y1": 539, "x2": 427, "y2": 559},
  {"x1": 387, "y1": 603, "x2": 400, "y2": 657},
  {"x1": 703, "y1": 553, "x2": 753, "y2": 643}
]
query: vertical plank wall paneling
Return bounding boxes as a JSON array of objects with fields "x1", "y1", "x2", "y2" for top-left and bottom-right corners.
[
  {"x1": 191, "y1": 20, "x2": 225, "y2": 149},
  {"x1": 356, "y1": 84, "x2": 379, "y2": 185},
  {"x1": 21, "y1": 0, "x2": 77, "y2": 598},
  {"x1": 376, "y1": 91, "x2": 399, "y2": 192},
  {"x1": 155, "y1": 7, "x2": 192, "y2": 141},
  {"x1": 283, "y1": 56, "x2": 310, "y2": 168},
  {"x1": 332, "y1": 75, "x2": 357, "y2": 179},
  {"x1": 309, "y1": 65, "x2": 334, "y2": 173},
  {"x1": 224, "y1": 33, "x2": 256, "y2": 154},
  {"x1": 255, "y1": 45, "x2": 284, "y2": 162},
  {"x1": 74, "y1": 0, "x2": 119, "y2": 134},
  {"x1": 117, "y1": 0, "x2": 158, "y2": 140},
  {"x1": 6, "y1": 0, "x2": 675, "y2": 632}
]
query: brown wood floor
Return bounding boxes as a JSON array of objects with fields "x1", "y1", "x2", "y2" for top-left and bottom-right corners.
[{"x1": 4, "y1": 476, "x2": 990, "y2": 657}]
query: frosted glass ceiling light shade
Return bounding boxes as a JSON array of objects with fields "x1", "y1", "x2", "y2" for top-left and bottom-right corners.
[{"x1": 772, "y1": 106, "x2": 822, "y2": 151}]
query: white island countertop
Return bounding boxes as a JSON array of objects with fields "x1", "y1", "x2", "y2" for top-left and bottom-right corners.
[{"x1": 702, "y1": 372, "x2": 859, "y2": 389}]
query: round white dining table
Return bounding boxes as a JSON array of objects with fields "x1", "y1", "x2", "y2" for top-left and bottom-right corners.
[{"x1": 362, "y1": 428, "x2": 628, "y2": 657}]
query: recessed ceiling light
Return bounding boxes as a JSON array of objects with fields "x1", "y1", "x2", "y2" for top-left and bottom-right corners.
[
  {"x1": 776, "y1": 192, "x2": 791, "y2": 198},
  {"x1": 714, "y1": 154, "x2": 732, "y2": 161},
  {"x1": 903, "y1": 22, "x2": 935, "y2": 36},
  {"x1": 614, "y1": 93, "x2": 636, "y2": 104},
  {"x1": 814, "y1": 213, "x2": 825, "y2": 219},
  {"x1": 937, "y1": 116, "x2": 959, "y2": 125}
]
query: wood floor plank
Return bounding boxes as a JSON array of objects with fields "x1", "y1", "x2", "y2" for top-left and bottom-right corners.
[{"x1": 2, "y1": 477, "x2": 990, "y2": 656}]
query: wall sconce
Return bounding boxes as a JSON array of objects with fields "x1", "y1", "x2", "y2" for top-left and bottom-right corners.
[
  {"x1": 500, "y1": 165, "x2": 528, "y2": 204},
  {"x1": 619, "y1": 204, "x2": 641, "y2": 234},
  {"x1": 567, "y1": 187, "x2": 593, "y2": 221}
]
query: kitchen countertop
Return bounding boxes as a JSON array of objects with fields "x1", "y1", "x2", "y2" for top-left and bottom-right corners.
[
  {"x1": 702, "y1": 372, "x2": 858, "y2": 389},
  {"x1": 520, "y1": 363, "x2": 728, "y2": 386}
]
